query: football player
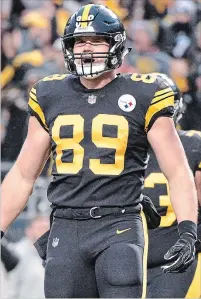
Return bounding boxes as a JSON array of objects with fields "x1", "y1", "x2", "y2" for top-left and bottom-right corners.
[
  {"x1": 1, "y1": 4, "x2": 199, "y2": 298},
  {"x1": 144, "y1": 73, "x2": 201, "y2": 298}
]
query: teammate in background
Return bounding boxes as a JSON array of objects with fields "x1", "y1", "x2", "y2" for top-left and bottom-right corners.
[
  {"x1": 1, "y1": 4, "x2": 199, "y2": 298},
  {"x1": 144, "y1": 73, "x2": 201, "y2": 298}
]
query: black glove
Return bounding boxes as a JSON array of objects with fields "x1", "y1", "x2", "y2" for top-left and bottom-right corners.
[
  {"x1": 33, "y1": 229, "x2": 50, "y2": 268},
  {"x1": 1, "y1": 243, "x2": 19, "y2": 272},
  {"x1": 141, "y1": 195, "x2": 161, "y2": 229},
  {"x1": 1, "y1": 231, "x2": 4, "y2": 238},
  {"x1": 161, "y1": 220, "x2": 197, "y2": 273}
]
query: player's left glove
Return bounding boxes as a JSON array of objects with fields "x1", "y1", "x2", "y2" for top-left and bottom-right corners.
[{"x1": 161, "y1": 220, "x2": 197, "y2": 273}]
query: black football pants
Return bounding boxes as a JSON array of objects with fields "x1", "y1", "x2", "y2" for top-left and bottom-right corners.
[{"x1": 44, "y1": 209, "x2": 148, "y2": 298}]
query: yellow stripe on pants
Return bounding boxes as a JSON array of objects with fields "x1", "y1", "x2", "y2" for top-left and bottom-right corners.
[
  {"x1": 141, "y1": 211, "x2": 149, "y2": 299},
  {"x1": 185, "y1": 253, "x2": 201, "y2": 298}
]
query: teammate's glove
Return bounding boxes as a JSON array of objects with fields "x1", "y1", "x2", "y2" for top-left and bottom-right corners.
[
  {"x1": 161, "y1": 220, "x2": 197, "y2": 273},
  {"x1": 141, "y1": 195, "x2": 161, "y2": 229},
  {"x1": 1, "y1": 231, "x2": 4, "y2": 238}
]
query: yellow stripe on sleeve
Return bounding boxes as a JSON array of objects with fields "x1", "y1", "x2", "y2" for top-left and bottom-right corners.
[
  {"x1": 145, "y1": 96, "x2": 174, "y2": 131},
  {"x1": 28, "y1": 98, "x2": 48, "y2": 130},
  {"x1": 151, "y1": 91, "x2": 174, "y2": 104},
  {"x1": 153, "y1": 87, "x2": 172, "y2": 97},
  {"x1": 31, "y1": 87, "x2": 36, "y2": 94},
  {"x1": 141, "y1": 211, "x2": 148, "y2": 299},
  {"x1": 185, "y1": 253, "x2": 201, "y2": 298},
  {"x1": 81, "y1": 4, "x2": 93, "y2": 27},
  {"x1": 198, "y1": 162, "x2": 201, "y2": 169},
  {"x1": 30, "y1": 91, "x2": 37, "y2": 101}
]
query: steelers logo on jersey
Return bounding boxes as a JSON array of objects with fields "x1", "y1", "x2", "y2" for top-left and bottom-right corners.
[{"x1": 118, "y1": 94, "x2": 136, "y2": 112}]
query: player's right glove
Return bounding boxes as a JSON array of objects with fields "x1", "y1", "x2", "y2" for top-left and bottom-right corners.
[{"x1": 161, "y1": 220, "x2": 197, "y2": 273}]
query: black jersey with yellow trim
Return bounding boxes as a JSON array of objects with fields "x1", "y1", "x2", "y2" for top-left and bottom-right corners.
[
  {"x1": 144, "y1": 129, "x2": 201, "y2": 266},
  {"x1": 27, "y1": 73, "x2": 174, "y2": 208},
  {"x1": 129, "y1": 73, "x2": 174, "y2": 132},
  {"x1": 144, "y1": 129, "x2": 201, "y2": 223},
  {"x1": 179, "y1": 130, "x2": 201, "y2": 172}
]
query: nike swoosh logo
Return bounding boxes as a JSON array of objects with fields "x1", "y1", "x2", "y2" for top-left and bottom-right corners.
[{"x1": 116, "y1": 228, "x2": 131, "y2": 234}]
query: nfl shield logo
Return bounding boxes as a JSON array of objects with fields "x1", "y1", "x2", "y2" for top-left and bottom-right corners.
[
  {"x1": 52, "y1": 237, "x2": 59, "y2": 248},
  {"x1": 88, "y1": 95, "x2": 96, "y2": 104}
]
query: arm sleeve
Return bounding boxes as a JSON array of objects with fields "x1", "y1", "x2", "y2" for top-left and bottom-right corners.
[
  {"x1": 145, "y1": 77, "x2": 175, "y2": 132},
  {"x1": 27, "y1": 84, "x2": 49, "y2": 132}
]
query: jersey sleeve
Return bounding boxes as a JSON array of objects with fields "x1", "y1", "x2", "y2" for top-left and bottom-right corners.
[
  {"x1": 145, "y1": 76, "x2": 175, "y2": 132},
  {"x1": 27, "y1": 83, "x2": 49, "y2": 132},
  {"x1": 187, "y1": 130, "x2": 201, "y2": 171},
  {"x1": 179, "y1": 130, "x2": 201, "y2": 174}
]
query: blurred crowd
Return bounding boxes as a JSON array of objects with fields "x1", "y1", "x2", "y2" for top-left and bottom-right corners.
[{"x1": 1, "y1": 0, "x2": 201, "y2": 298}]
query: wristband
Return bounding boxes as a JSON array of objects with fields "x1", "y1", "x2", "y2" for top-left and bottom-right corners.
[
  {"x1": 1, "y1": 231, "x2": 4, "y2": 239},
  {"x1": 178, "y1": 220, "x2": 197, "y2": 240}
]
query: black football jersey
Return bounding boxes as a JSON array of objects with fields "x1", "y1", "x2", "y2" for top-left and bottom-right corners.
[
  {"x1": 145, "y1": 130, "x2": 201, "y2": 267},
  {"x1": 144, "y1": 129, "x2": 201, "y2": 227},
  {"x1": 28, "y1": 73, "x2": 174, "y2": 208}
]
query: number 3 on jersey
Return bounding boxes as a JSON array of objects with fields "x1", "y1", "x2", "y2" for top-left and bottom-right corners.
[
  {"x1": 52, "y1": 114, "x2": 129, "y2": 175},
  {"x1": 144, "y1": 173, "x2": 176, "y2": 227}
]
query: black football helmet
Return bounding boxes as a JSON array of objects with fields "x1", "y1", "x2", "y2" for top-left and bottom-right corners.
[
  {"x1": 61, "y1": 4, "x2": 128, "y2": 78},
  {"x1": 153, "y1": 73, "x2": 185, "y2": 124}
]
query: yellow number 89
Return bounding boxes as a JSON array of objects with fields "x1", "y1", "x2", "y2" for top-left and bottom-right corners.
[{"x1": 52, "y1": 114, "x2": 129, "y2": 175}]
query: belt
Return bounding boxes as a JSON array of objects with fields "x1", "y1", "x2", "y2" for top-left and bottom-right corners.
[{"x1": 53, "y1": 205, "x2": 141, "y2": 220}]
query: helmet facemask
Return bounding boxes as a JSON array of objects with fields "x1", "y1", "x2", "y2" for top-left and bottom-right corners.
[{"x1": 61, "y1": 31, "x2": 126, "y2": 78}]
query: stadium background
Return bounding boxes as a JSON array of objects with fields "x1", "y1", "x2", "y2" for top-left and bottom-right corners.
[{"x1": 1, "y1": 0, "x2": 201, "y2": 297}]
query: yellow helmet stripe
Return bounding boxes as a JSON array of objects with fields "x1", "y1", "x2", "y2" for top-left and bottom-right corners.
[{"x1": 81, "y1": 4, "x2": 93, "y2": 28}]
